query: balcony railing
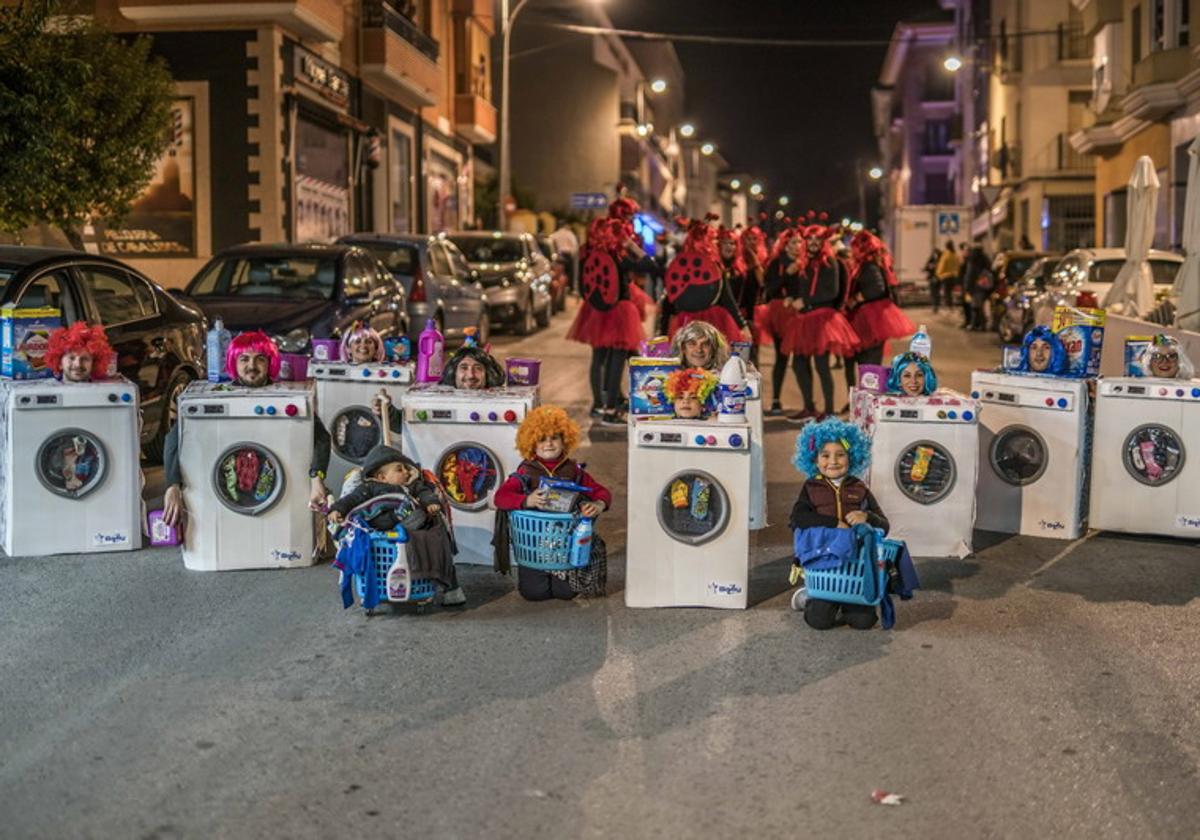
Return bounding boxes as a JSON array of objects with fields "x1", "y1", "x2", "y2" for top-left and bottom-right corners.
[
  {"x1": 363, "y1": 0, "x2": 439, "y2": 62},
  {"x1": 1057, "y1": 132, "x2": 1094, "y2": 171},
  {"x1": 1057, "y1": 23, "x2": 1092, "y2": 61}
]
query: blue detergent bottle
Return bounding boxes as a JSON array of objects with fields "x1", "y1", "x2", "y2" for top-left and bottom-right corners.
[
  {"x1": 568, "y1": 517, "x2": 593, "y2": 568},
  {"x1": 206, "y1": 316, "x2": 231, "y2": 382}
]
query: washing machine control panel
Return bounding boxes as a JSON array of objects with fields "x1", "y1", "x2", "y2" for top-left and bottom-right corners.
[
  {"x1": 636, "y1": 427, "x2": 750, "y2": 450},
  {"x1": 183, "y1": 397, "x2": 310, "y2": 419},
  {"x1": 310, "y1": 363, "x2": 413, "y2": 384},
  {"x1": 971, "y1": 387, "x2": 1077, "y2": 411},
  {"x1": 877, "y1": 397, "x2": 977, "y2": 424},
  {"x1": 1101, "y1": 379, "x2": 1200, "y2": 401},
  {"x1": 14, "y1": 384, "x2": 137, "y2": 409},
  {"x1": 406, "y1": 403, "x2": 528, "y2": 424}
]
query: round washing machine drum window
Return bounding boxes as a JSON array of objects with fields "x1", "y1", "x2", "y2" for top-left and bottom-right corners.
[
  {"x1": 657, "y1": 469, "x2": 730, "y2": 546},
  {"x1": 1122, "y1": 424, "x2": 1186, "y2": 487},
  {"x1": 36, "y1": 429, "x2": 108, "y2": 499},
  {"x1": 990, "y1": 425, "x2": 1048, "y2": 486},
  {"x1": 212, "y1": 443, "x2": 286, "y2": 515},
  {"x1": 435, "y1": 443, "x2": 501, "y2": 511},
  {"x1": 331, "y1": 406, "x2": 381, "y2": 464},
  {"x1": 894, "y1": 440, "x2": 957, "y2": 505}
]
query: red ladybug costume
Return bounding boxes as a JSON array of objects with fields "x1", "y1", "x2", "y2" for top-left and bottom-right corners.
[
  {"x1": 658, "y1": 215, "x2": 747, "y2": 344},
  {"x1": 566, "y1": 197, "x2": 647, "y2": 352},
  {"x1": 783, "y1": 224, "x2": 860, "y2": 358},
  {"x1": 847, "y1": 231, "x2": 915, "y2": 362}
]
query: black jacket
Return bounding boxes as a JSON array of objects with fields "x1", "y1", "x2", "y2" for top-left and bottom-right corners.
[
  {"x1": 854, "y1": 263, "x2": 890, "y2": 304},
  {"x1": 789, "y1": 476, "x2": 889, "y2": 533},
  {"x1": 763, "y1": 256, "x2": 801, "y2": 301},
  {"x1": 330, "y1": 475, "x2": 442, "y2": 521},
  {"x1": 799, "y1": 259, "x2": 842, "y2": 310}
]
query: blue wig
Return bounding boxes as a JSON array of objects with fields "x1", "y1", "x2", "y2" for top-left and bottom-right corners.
[
  {"x1": 885, "y1": 352, "x2": 938, "y2": 395},
  {"x1": 1016, "y1": 325, "x2": 1067, "y2": 374},
  {"x1": 792, "y1": 418, "x2": 872, "y2": 479}
]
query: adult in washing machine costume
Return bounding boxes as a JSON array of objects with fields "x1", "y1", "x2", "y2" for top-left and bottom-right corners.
[
  {"x1": 160, "y1": 331, "x2": 332, "y2": 529},
  {"x1": 886, "y1": 352, "x2": 938, "y2": 397},
  {"x1": 438, "y1": 341, "x2": 507, "y2": 390},
  {"x1": 492, "y1": 406, "x2": 611, "y2": 600},
  {"x1": 1135, "y1": 334, "x2": 1195, "y2": 380},
  {"x1": 46, "y1": 322, "x2": 116, "y2": 383},
  {"x1": 1014, "y1": 326, "x2": 1068, "y2": 376}
]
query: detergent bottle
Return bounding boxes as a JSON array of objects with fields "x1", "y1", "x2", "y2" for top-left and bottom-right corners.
[
  {"x1": 206, "y1": 316, "x2": 231, "y2": 382},
  {"x1": 568, "y1": 517, "x2": 593, "y2": 568},
  {"x1": 909, "y1": 324, "x2": 932, "y2": 360},
  {"x1": 716, "y1": 352, "x2": 748, "y2": 423},
  {"x1": 415, "y1": 319, "x2": 444, "y2": 383}
]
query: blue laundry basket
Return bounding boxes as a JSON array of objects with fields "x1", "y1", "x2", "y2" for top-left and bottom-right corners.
[
  {"x1": 353, "y1": 531, "x2": 437, "y2": 605},
  {"x1": 508, "y1": 511, "x2": 578, "y2": 571},
  {"x1": 803, "y1": 537, "x2": 903, "y2": 607}
]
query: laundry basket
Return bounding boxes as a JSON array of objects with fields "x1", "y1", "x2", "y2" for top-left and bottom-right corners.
[
  {"x1": 802, "y1": 537, "x2": 903, "y2": 607},
  {"x1": 353, "y1": 530, "x2": 437, "y2": 605},
  {"x1": 508, "y1": 510, "x2": 578, "y2": 571}
]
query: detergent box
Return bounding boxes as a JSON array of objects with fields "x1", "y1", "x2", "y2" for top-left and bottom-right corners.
[
  {"x1": 856, "y1": 364, "x2": 889, "y2": 394},
  {"x1": 1124, "y1": 336, "x2": 1153, "y2": 377},
  {"x1": 629, "y1": 356, "x2": 680, "y2": 417},
  {"x1": 637, "y1": 335, "x2": 674, "y2": 359},
  {"x1": 1051, "y1": 306, "x2": 1106, "y2": 378},
  {"x1": 1, "y1": 305, "x2": 60, "y2": 380}
]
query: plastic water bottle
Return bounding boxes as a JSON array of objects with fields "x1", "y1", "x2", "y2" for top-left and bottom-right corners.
[
  {"x1": 909, "y1": 324, "x2": 932, "y2": 359},
  {"x1": 415, "y1": 319, "x2": 444, "y2": 383},
  {"x1": 206, "y1": 317, "x2": 231, "y2": 382},
  {"x1": 568, "y1": 517, "x2": 593, "y2": 568},
  {"x1": 716, "y1": 353, "x2": 748, "y2": 423}
]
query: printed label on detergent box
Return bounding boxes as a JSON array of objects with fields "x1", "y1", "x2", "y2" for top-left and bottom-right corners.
[
  {"x1": 1175, "y1": 514, "x2": 1200, "y2": 531},
  {"x1": 708, "y1": 581, "x2": 744, "y2": 596},
  {"x1": 92, "y1": 531, "x2": 130, "y2": 547}
]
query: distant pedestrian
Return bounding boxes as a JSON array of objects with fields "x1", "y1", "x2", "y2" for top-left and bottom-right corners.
[
  {"x1": 962, "y1": 245, "x2": 992, "y2": 331},
  {"x1": 550, "y1": 222, "x2": 579, "y2": 295},
  {"x1": 1020, "y1": 233, "x2": 1034, "y2": 250},
  {"x1": 934, "y1": 238, "x2": 960, "y2": 313}
]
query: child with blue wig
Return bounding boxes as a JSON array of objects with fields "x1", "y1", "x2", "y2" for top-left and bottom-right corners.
[
  {"x1": 789, "y1": 418, "x2": 890, "y2": 630},
  {"x1": 1015, "y1": 325, "x2": 1067, "y2": 375},
  {"x1": 886, "y1": 351, "x2": 938, "y2": 396}
]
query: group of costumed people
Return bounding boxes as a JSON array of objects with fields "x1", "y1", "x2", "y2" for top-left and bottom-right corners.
[{"x1": 567, "y1": 198, "x2": 915, "y2": 424}]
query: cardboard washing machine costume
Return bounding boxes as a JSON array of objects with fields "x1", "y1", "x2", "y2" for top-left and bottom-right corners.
[
  {"x1": 1090, "y1": 336, "x2": 1200, "y2": 538},
  {"x1": 0, "y1": 323, "x2": 142, "y2": 556},
  {"x1": 400, "y1": 342, "x2": 538, "y2": 565},
  {"x1": 162, "y1": 332, "x2": 332, "y2": 571},
  {"x1": 311, "y1": 323, "x2": 414, "y2": 498}
]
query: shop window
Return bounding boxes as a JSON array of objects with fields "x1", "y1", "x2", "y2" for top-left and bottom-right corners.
[
  {"x1": 296, "y1": 116, "x2": 350, "y2": 242},
  {"x1": 390, "y1": 129, "x2": 413, "y2": 233}
]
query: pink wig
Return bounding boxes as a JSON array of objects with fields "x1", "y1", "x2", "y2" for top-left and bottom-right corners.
[
  {"x1": 339, "y1": 322, "x2": 385, "y2": 363},
  {"x1": 46, "y1": 322, "x2": 115, "y2": 380},
  {"x1": 225, "y1": 330, "x2": 281, "y2": 381}
]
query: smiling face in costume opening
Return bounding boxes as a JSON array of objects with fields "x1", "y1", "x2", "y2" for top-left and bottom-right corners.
[
  {"x1": 455, "y1": 357, "x2": 487, "y2": 390},
  {"x1": 61, "y1": 350, "x2": 94, "y2": 383},
  {"x1": 347, "y1": 335, "x2": 379, "y2": 364},
  {"x1": 682, "y1": 337, "x2": 714, "y2": 369},
  {"x1": 817, "y1": 442, "x2": 849, "y2": 480},
  {"x1": 534, "y1": 434, "x2": 564, "y2": 462},
  {"x1": 1028, "y1": 338, "x2": 1053, "y2": 373},
  {"x1": 1148, "y1": 349, "x2": 1181, "y2": 378},
  {"x1": 899, "y1": 364, "x2": 926, "y2": 396},
  {"x1": 236, "y1": 352, "x2": 271, "y2": 387},
  {"x1": 674, "y1": 394, "x2": 704, "y2": 419}
]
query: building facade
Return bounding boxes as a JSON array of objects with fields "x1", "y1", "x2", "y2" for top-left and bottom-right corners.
[{"x1": 72, "y1": 0, "x2": 497, "y2": 288}]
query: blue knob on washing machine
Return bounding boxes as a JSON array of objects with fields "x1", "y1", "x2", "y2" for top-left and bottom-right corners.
[
  {"x1": 1057, "y1": 398, "x2": 1068, "y2": 408},
  {"x1": 121, "y1": 393, "x2": 132, "y2": 402},
  {"x1": 1193, "y1": 388, "x2": 1200, "y2": 398},
  {"x1": 488, "y1": 411, "x2": 498, "y2": 421},
  {"x1": 469, "y1": 411, "x2": 480, "y2": 421},
  {"x1": 254, "y1": 405, "x2": 264, "y2": 415},
  {"x1": 971, "y1": 391, "x2": 979, "y2": 399},
  {"x1": 728, "y1": 433, "x2": 743, "y2": 448},
  {"x1": 1176, "y1": 389, "x2": 1185, "y2": 397},
  {"x1": 962, "y1": 410, "x2": 974, "y2": 421},
  {"x1": 694, "y1": 434, "x2": 706, "y2": 445},
  {"x1": 392, "y1": 370, "x2": 401, "y2": 378},
  {"x1": 947, "y1": 410, "x2": 957, "y2": 419},
  {"x1": 362, "y1": 369, "x2": 371, "y2": 377},
  {"x1": 266, "y1": 405, "x2": 277, "y2": 415}
]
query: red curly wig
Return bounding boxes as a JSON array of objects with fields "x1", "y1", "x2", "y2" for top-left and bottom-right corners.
[{"x1": 46, "y1": 322, "x2": 115, "y2": 381}]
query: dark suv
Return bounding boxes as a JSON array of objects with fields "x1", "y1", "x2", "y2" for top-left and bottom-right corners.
[
  {"x1": 0, "y1": 246, "x2": 206, "y2": 460},
  {"x1": 183, "y1": 243, "x2": 408, "y2": 354}
]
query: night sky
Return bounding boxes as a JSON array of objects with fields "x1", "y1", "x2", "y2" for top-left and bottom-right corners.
[{"x1": 600, "y1": 0, "x2": 948, "y2": 221}]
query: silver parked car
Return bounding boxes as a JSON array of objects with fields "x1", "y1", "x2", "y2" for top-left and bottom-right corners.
[
  {"x1": 1027, "y1": 247, "x2": 1183, "y2": 327},
  {"x1": 448, "y1": 231, "x2": 553, "y2": 335},
  {"x1": 339, "y1": 233, "x2": 489, "y2": 345}
]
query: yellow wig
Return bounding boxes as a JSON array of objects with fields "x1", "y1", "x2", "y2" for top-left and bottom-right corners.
[{"x1": 515, "y1": 405, "x2": 582, "y2": 460}]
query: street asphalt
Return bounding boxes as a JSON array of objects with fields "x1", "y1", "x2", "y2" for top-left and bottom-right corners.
[{"x1": 1, "y1": 301, "x2": 1198, "y2": 839}]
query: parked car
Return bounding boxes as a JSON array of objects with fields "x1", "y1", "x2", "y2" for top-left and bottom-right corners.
[
  {"x1": 997, "y1": 255, "x2": 1061, "y2": 343},
  {"x1": 536, "y1": 235, "x2": 569, "y2": 313},
  {"x1": 1028, "y1": 247, "x2": 1183, "y2": 327},
  {"x1": 183, "y1": 243, "x2": 407, "y2": 355},
  {"x1": 985, "y1": 250, "x2": 1047, "y2": 333},
  {"x1": 339, "y1": 233, "x2": 488, "y2": 345},
  {"x1": 0, "y1": 246, "x2": 206, "y2": 460},
  {"x1": 447, "y1": 232, "x2": 553, "y2": 335}
]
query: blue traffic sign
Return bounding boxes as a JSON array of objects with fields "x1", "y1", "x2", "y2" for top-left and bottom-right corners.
[{"x1": 570, "y1": 192, "x2": 609, "y2": 210}]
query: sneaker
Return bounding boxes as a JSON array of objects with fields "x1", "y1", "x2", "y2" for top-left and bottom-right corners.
[
  {"x1": 790, "y1": 587, "x2": 808, "y2": 611},
  {"x1": 441, "y1": 586, "x2": 467, "y2": 607},
  {"x1": 599, "y1": 411, "x2": 628, "y2": 427},
  {"x1": 787, "y1": 408, "x2": 818, "y2": 424},
  {"x1": 589, "y1": 405, "x2": 603, "y2": 418},
  {"x1": 765, "y1": 402, "x2": 784, "y2": 417}
]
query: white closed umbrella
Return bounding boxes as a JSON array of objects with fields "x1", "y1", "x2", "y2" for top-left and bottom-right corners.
[
  {"x1": 1174, "y1": 137, "x2": 1200, "y2": 331},
  {"x1": 1103, "y1": 155, "x2": 1160, "y2": 317}
]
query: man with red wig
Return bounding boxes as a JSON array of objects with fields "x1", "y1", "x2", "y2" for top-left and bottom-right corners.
[
  {"x1": 161, "y1": 330, "x2": 332, "y2": 529},
  {"x1": 46, "y1": 322, "x2": 116, "y2": 383}
]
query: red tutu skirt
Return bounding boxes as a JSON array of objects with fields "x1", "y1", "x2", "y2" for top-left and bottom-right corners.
[
  {"x1": 567, "y1": 299, "x2": 645, "y2": 351},
  {"x1": 850, "y1": 298, "x2": 916, "y2": 349},
  {"x1": 762, "y1": 298, "x2": 797, "y2": 342},
  {"x1": 629, "y1": 283, "x2": 653, "y2": 321},
  {"x1": 783, "y1": 307, "x2": 861, "y2": 357},
  {"x1": 750, "y1": 304, "x2": 770, "y2": 344},
  {"x1": 668, "y1": 306, "x2": 744, "y2": 345}
]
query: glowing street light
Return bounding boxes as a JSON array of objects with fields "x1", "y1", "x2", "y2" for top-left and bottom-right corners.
[
  {"x1": 729, "y1": 178, "x2": 741, "y2": 189},
  {"x1": 679, "y1": 122, "x2": 696, "y2": 138},
  {"x1": 868, "y1": 166, "x2": 884, "y2": 180},
  {"x1": 700, "y1": 142, "x2": 716, "y2": 156},
  {"x1": 749, "y1": 182, "x2": 763, "y2": 196},
  {"x1": 778, "y1": 196, "x2": 790, "y2": 206},
  {"x1": 649, "y1": 78, "x2": 668, "y2": 94},
  {"x1": 943, "y1": 55, "x2": 963, "y2": 72}
]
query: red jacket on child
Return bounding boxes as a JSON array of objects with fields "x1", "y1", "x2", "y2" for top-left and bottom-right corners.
[{"x1": 493, "y1": 457, "x2": 612, "y2": 511}]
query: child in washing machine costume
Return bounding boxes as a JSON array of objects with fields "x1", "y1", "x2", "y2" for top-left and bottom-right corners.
[
  {"x1": 492, "y1": 406, "x2": 611, "y2": 600},
  {"x1": 161, "y1": 331, "x2": 333, "y2": 531},
  {"x1": 788, "y1": 418, "x2": 918, "y2": 630},
  {"x1": 662, "y1": 367, "x2": 719, "y2": 420}
]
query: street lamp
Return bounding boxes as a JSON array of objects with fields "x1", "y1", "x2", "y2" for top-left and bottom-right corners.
[
  {"x1": 649, "y1": 78, "x2": 668, "y2": 94},
  {"x1": 729, "y1": 178, "x2": 741, "y2": 189},
  {"x1": 778, "y1": 195, "x2": 789, "y2": 206},
  {"x1": 868, "y1": 166, "x2": 884, "y2": 180},
  {"x1": 498, "y1": 0, "x2": 537, "y2": 230},
  {"x1": 749, "y1": 182, "x2": 763, "y2": 196},
  {"x1": 679, "y1": 122, "x2": 696, "y2": 138},
  {"x1": 700, "y1": 142, "x2": 716, "y2": 156},
  {"x1": 943, "y1": 54, "x2": 963, "y2": 72}
]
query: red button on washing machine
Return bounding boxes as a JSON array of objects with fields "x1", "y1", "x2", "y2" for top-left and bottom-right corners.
[
  {"x1": 285, "y1": 404, "x2": 298, "y2": 417},
  {"x1": 504, "y1": 410, "x2": 517, "y2": 422},
  {"x1": 706, "y1": 435, "x2": 717, "y2": 446},
  {"x1": 1045, "y1": 398, "x2": 1054, "y2": 407}
]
